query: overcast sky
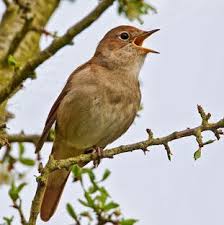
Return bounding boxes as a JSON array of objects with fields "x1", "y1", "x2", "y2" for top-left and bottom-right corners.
[{"x1": 1, "y1": 0, "x2": 224, "y2": 225}]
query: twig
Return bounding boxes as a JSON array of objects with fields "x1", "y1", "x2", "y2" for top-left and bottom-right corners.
[
  {"x1": 27, "y1": 106, "x2": 224, "y2": 225},
  {"x1": 12, "y1": 198, "x2": 27, "y2": 225},
  {"x1": 7, "y1": 132, "x2": 54, "y2": 144},
  {"x1": 0, "y1": 0, "x2": 115, "y2": 104},
  {"x1": 30, "y1": 26, "x2": 58, "y2": 38}
]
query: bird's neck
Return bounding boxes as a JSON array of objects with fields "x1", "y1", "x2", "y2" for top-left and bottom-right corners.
[{"x1": 91, "y1": 53, "x2": 146, "y2": 79}]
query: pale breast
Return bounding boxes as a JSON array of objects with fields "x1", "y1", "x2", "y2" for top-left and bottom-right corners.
[{"x1": 56, "y1": 66, "x2": 141, "y2": 150}]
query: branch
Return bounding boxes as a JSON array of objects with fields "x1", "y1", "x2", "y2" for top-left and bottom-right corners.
[
  {"x1": 27, "y1": 106, "x2": 224, "y2": 225},
  {"x1": 0, "y1": 0, "x2": 115, "y2": 104},
  {"x1": 7, "y1": 132, "x2": 54, "y2": 144},
  {"x1": 12, "y1": 199, "x2": 27, "y2": 225}
]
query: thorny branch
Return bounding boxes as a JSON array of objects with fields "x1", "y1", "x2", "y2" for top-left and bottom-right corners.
[
  {"x1": 0, "y1": 0, "x2": 115, "y2": 104},
  {"x1": 27, "y1": 105, "x2": 224, "y2": 225}
]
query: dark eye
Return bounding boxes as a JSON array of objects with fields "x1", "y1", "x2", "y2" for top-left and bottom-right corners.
[{"x1": 119, "y1": 32, "x2": 130, "y2": 40}]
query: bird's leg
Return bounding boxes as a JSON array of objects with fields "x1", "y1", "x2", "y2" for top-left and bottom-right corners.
[{"x1": 84, "y1": 146, "x2": 104, "y2": 167}]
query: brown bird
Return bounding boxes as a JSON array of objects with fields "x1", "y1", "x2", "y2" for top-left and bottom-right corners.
[{"x1": 36, "y1": 25, "x2": 159, "y2": 221}]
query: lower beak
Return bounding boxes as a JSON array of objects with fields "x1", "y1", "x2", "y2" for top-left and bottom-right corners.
[{"x1": 133, "y1": 29, "x2": 160, "y2": 54}]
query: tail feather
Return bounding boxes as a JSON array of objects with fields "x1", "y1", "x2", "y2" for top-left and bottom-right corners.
[
  {"x1": 40, "y1": 169, "x2": 70, "y2": 221},
  {"x1": 40, "y1": 140, "x2": 86, "y2": 221}
]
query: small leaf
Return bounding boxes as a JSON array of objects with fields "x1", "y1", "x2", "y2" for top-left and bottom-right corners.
[
  {"x1": 194, "y1": 149, "x2": 201, "y2": 160},
  {"x1": 8, "y1": 182, "x2": 26, "y2": 201},
  {"x1": 96, "y1": 191, "x2": 108, "y2": 206},
  {"x1": 19, "y1": 158, "x2": 35, "y2": 166},
  {"x1": 82, "y1": 168, "x2": 95, "y2": 182},
  {"x1": 9, "y1": 182, "x2": 19, "y2": 201},
  {"x1": 18, "y1": 143, "x2": 25, "y2": 157},
  {"x1": 88, "y1": 183, "x2": 99, "y2": 194},
  {"x1": 66, "y1": 203, "x2": 77, "y2": 220},
  {"x1": 72, "y1": 165, "x2": 82, "y2": 178},
  {"x1": 101, "y1": 169, "x2": 111, "y2": 181},
  {"x1": 8, "y1": 55, "x2": 17, "y2": 66},
  {"x1": 99, "y1": 187, "x2": 110, "y2": 197},
  {"x1": 17, "y1": 182, "x2": 27, "y2": 193},
  {"x1": 84, "y1": 191, "x2": 94, "y2": 207},
  {"x1": 80, "y1": 211, "x2": 93, "y2": 221},
  {"x1": 3, "y1": 216, "x2": 14, "y2": 225},
  {"x1": 120, "y1": 219, "x2": 138, "y2": 225},
  {"x1": 78, "y1": 199, "x2": 90, "y2": 208},
  {"x1": 103, "y1": 201, "x2": 119, "y2": 211}
]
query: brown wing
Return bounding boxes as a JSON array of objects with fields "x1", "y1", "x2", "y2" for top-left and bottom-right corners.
[
  {"x1": 35, "y1": 61, "x2": 92, "y2": 153},
  {"x1": 35, "y1": 83, "x2": 70, "y2": 153}
]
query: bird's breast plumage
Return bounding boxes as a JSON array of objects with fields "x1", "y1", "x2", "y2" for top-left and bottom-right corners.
[{"x1": 56, "y1": 64, "x2": 141, "y2": 150}]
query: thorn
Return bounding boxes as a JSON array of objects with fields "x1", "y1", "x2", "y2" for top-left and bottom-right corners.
[
  {"x1": 146, "y1": 128, "x2": 153, "y2": 139},
  {"x1": 141, "y1": 147, "x2": 149, "y2": 155},
  {"x1": 38, "y1": 162, "x2": 43, "y2": 173},
  {"x1": 163, "y1": 143, "x2": 172, "y2": 161}
]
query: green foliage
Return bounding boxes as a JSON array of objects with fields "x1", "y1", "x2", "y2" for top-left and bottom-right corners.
[
  {"x1": 8, "y1": 181, "x2": 26, "y2": 202},
  {"x1": 0, "y1": 216, "x2": 14, "y2": 225},
  {"x1": 67, "y1": 166, "x2": 137, "y2": 224},
  {"x1": 18, "y1": 143, "x2": 35, "y2": 166},
  {"x1": 7, "y1": 55, "x2": 20, "y2": 70},
  {"x1": 66, "y1": 203, "x2": 78, "y2": 221},
  {"x1": 194, "y1": 148, "x2": 201, "y2": 160},
  {"x1": 118, "y1": 0, "x2": 157, "y2": 23},
  {"x1": 120, "y1": 218, "x2": 138, "y2": 225}
]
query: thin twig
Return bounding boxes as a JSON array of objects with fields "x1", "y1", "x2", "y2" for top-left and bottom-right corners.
[
  {"x1": 7, "y1": 132, "x2": 54, "y2": 144},
  {"x1": 12, "y1": 199, "x2": 27, "y2": 225}
]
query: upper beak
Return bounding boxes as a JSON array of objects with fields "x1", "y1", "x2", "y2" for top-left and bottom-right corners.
[{"x1": 133, "y1": 29, "x2": 160, "y2": 54}]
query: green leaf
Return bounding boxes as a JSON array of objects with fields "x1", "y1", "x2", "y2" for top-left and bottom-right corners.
[
  {"x1": 117, "y1": 0, "x2": 156, "y2": 22},
  {"x1": 78, "y1": 199, "x2": 90, "y2": 208},
  {"x1": 120, "y1": 219, "x2": 138, "y2": 225},
  {"x1": 66, "y1": 203, "x2": 77, "y2": 220},
  {"x1": 72, "y1": 165, "x2": 82, "y2": 178},
  {"x1": 7, "y1": 55, "x2": 17, "y2": 66},
  {"x1": 80, "y1": 211, "x2": 93, "y2": 221},
  {"x1": 19, "y1": 158, "x2": 35, "y2": 166},
  {"x1": 9, "y1": 182, "x2": 19, "y2": 201},
  {"x1": 82, "y1": 168, "x2": 95, "y2": 182},
  {"x1": 18, "y1": 143, "x2": 25, "y2": 157},
  {"x1": 17, "y1": 182, "x2": 27, "y2": 193},
  {"x1": 99, "y1": 187, "x2": 110, "y2": 197},
  {"x1": 194, "y1": 149, "x2": 201, "y2": 160},
  {"x1": 95, "y1": 191, "x2": 108, "y2": 206},
  {"x1": 101, "y1": 169, "x2": 111, "y2": 181},
  {"x1": 103, "y1": 201, "x2": 119, "y2": 211},
  {"x1": 84, "y1": 191, "x2": 94, "y2": 207},
  {"x1": 3, "y1": 216, "x2": 14, "y2": 225},
  {"x1": 88, "y1": 183, "x2": 99, "y2": 194}
]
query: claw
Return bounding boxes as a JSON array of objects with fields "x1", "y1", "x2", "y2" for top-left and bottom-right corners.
[{"x1": 84, "y1": 146, "x2": 104, "y2": 167}]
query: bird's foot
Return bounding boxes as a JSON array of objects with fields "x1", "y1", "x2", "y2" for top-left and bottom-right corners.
[{"x1": 85, "y1": 146, "x2": 104, "y2": 167}]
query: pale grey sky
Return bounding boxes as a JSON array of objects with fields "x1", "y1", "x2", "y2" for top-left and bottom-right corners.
[{"x1": 1, "y1": 0, "x2": 224, "y2": 225}]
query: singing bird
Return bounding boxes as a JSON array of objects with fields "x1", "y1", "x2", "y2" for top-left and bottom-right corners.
[{"x1": 36, "y1": 25, "x2": 159, "y2": 221}]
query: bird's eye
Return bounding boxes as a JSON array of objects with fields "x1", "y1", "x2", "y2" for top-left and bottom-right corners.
[{"x1": 119, "y1": 32, "x2": 130, "y2": 40}]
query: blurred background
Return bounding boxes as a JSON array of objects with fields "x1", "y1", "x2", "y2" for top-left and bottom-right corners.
[{"x1": 1, "y1": 0, "x2": 224, "y2": 224}]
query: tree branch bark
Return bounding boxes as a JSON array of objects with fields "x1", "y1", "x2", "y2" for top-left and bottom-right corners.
[
  {"x1": 0, "y1": 0, "x2": 115, "y2": 104},
  {"x1": 27, "y1": 105, "x2": 224, "y2": 225}
]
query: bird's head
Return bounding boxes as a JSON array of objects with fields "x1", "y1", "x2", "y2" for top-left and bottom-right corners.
[{"x1": 93, "y1": 25, "x2": 159, "y2": 71}]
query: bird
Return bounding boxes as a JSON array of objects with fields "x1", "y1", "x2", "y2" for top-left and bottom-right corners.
[{"x1": 36, "y1": 25, "x2": 159, "y2": 221}]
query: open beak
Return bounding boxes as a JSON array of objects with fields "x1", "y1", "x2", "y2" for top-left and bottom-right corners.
[{"x1": 132, "y1": 29, "x2": 160, "y2": 54}]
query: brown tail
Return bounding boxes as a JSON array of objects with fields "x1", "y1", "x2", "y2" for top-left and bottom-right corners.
[
  {"x1": 40, "y1": 168, "x2": 70, "y2": 221},
  {"x1": 40, "y1": 140, "x2": 86, "y2": 221}
]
